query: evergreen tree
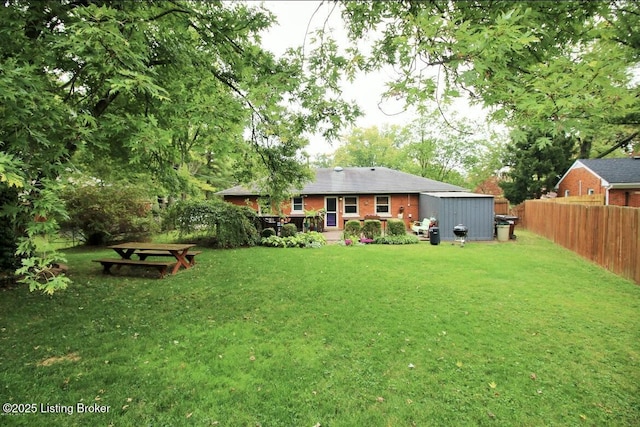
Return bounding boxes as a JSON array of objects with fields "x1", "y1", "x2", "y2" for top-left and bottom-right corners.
[{"x1": 500, "y1": 130, "x2": 576, "y2": 204}]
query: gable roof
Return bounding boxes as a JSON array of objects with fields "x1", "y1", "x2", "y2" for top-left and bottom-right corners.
[
  {"x1": 557, "y1": 158, "x2": 640, "y2": 188},
  {"x1": 217, "y1": 167, "x2": 466, "y2": 196}
]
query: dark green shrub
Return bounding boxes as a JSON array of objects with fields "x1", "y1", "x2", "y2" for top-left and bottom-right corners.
[
  {"x1": 362, "y1": 220, "x2": 382, "y2": 239},
  {"x1": 343, "y1": 220, "x2": 361, "y2": 239},
  {"x1": 281, "y1": 223, "x2": 298, "y2": 237},
  {"x1": 261, "y1": 227, "x2": 276, "y2": 238},
  {"x1": 165, "y1": 198, "x2": 259, "y2": 248},
  {"x1": 60, "y1": 184, "x2": 159, "y2": 245},
  {"x1": 387, "y1": 219, "x2": 407, "y2": 236}
]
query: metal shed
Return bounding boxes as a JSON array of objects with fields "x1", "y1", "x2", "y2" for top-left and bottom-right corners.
[{"x1": 419, "y1": 192, "x2": 495, "y2": 241}]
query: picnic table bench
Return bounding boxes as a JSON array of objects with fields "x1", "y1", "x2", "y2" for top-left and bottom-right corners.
[
  {"x1": 134, "y1": 250, "x2": 202, "y2": 266},
  {"x1": 93, "y1": 242, "x2": 198, "y2": 278},
  {"x1": 93, "y1": 258, "x2": 176, "y2": 278}
]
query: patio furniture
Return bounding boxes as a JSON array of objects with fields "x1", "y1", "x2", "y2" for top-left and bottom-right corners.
[
  {"x1": 93, "y1": 242, "x2": 197, "y2": 278},
  {"x1": 412, "y1": 218, "x2": 434, "y2": 235}
]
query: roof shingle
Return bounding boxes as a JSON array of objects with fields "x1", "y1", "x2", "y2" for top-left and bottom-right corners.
[
  {"x1": 579, "y1": 158, "x2": 640, "y2": 184},
  {"x1": 217, "y1": 167, "x2": 466, "y2": 196}
]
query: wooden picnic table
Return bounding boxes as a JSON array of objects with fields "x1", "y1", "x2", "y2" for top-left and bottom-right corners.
[{"x1": 106, "y1": 242, "x2": 197, "y2": 276}]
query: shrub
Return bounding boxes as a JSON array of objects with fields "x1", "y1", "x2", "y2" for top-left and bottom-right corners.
[
  {"x1": 387, "y1": 218, "x2": 407, "y2": 236},
  {"x1": 261, "y1": 227, "x2": 276, "y2": 238},
  {"x1": 60, "y1": 184, "x2": 159, "y2": 245},
  {"x1": 165, "y1": 198, "x2": 259, "y2": 248},
  {"x1": 260, "y1": 231, "x2": 326, "y2": 248},
  {"x1": 361, "y1": 220, "x2": 382, "y2": 239},
  {"x1": 343, "y1": 220, "x2": 361, "y2": 239},
  {"x1": 281, "y1": 223, "x2": 298, "y2": 237},
  {"x1": 374, "y1": 234, "x2": 420, "y2": 245}
]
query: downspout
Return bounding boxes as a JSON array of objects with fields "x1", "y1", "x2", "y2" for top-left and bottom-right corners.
[{"x1": 605, "y1": 185, "x2": 612, "y2": 205}]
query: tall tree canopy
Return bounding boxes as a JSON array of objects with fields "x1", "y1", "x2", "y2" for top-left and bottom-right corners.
[
  {"x1": 501, "y1": 130, "x2": 577, "y2": 204},
  {"x1": 0, "y1": 0, "x2": 359, "y2": 292},
  {"x1": 314, "y1": 1, "x2": 639, "y2": 156},
  {"x1": 332, "y1": 125, "x2": 409, "y2": 170}
]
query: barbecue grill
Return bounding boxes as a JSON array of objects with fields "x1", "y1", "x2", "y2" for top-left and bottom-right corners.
[{"x1": 452, "y1": 224, "x2": 468, "y2": 247}]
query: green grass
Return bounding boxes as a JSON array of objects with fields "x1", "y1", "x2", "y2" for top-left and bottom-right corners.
[{"x1": 1, "y1": 231, "x2": 639, "y2": 426}]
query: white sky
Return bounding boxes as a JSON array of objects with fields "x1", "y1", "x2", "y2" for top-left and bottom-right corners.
[
  {"x1": 259, "y1": 1, "x2": 491, "y2": 156},
  {"x1": 257, "y1": 1, "x2": 412, "y2": 155}
]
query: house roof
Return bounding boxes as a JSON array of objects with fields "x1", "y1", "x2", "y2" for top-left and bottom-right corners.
[
  {"x1": 217, "y1": 167, "x2": 466, "y2": 196},
  {"x1": 557, "y1": 158, "x2": 640, "y2": 188},
  {"x1": 422, "y1": 191, "x2": 494, "y2": 199}
]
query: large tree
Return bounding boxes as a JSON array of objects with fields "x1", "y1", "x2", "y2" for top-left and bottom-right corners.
[
  {"x1": 315, "y1": 1, "x2": 639, "y2": 158},
  {"x1": 402, "y1": 108, "x2": 501, "y2": 186},
  {"x1": 0, "y1": 0, "x2": 358, "y2": 292},
  {"x1": 500, "y1": 130, "x2": 577, "y2": 204},
  {"x1": 332, "y1": 125, "x2": 408, "y2": 169}
]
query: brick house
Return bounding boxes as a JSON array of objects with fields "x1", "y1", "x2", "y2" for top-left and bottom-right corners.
[
  {"x1": 217, "y1": 166, "x2": 466, "y2": 230},
  {"x1": 556, "y1": 158, "x2": 640, "y2": 207}
]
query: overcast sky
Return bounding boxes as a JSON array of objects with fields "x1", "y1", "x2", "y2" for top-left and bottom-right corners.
[
  {"x1": 259, "y1": 1, "x2": 491, "y2": 156},
  {"x1": 258, "y1": 1, "x2": 416, "y2": 155}
]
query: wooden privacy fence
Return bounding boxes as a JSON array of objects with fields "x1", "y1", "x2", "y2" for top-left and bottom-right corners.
[
  {"x1": 523, "y1": 200, "x2": 640, "y2": 284},
  {"x1": 494, "y1": 198, "x2": 510, "y2": 215},
  {"x1": 543, "y1": 194, "x2": 606, "y2": 205}
]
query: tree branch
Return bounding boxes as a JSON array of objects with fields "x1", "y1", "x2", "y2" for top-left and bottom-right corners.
[
  {"x1": 211, "y1": 69, "x2": 269, "y2": 126},
  {"x1": 92, "y1": 91, "x2": 120, "y2": 118},
  {"x1": 595, "y1": 131, "x2": 639, "y2": 159},
  {"x1": 145, "y1": 8, "x2": 192, "y2": 22}
]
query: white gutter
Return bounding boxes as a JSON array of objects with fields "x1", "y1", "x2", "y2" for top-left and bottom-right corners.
[{"x1": 604, "y1": 182, "x2": 640, "y2": 205}]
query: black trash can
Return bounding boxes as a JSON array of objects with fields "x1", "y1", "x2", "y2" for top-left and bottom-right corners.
[{"x1": 429, "y1": 226, "x2": 440, "y2": 245}]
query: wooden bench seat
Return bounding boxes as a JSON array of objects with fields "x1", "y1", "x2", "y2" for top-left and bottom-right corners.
[
  {"x1": 134, "y1": 250, "x2": 202, "y2": 265},
  {"x1": 93, "y1": 258, "x2": 176, "y2": 278}
]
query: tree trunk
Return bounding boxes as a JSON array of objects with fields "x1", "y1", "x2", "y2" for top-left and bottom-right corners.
[{"x1": 578, "y1": 137, "x2": 592, "y2": 159}]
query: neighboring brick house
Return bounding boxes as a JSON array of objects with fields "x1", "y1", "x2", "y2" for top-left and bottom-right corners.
[
  {"x1": 556, "y1": 158, "x2": 640, "y2": 207},
  {"x1": 217, "y1": 166, "x2": 466, "y2": 230}
]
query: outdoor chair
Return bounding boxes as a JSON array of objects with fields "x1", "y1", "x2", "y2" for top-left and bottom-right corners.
[{"x1": 412, "y1": 218, "x2": 433, "y2": 235}]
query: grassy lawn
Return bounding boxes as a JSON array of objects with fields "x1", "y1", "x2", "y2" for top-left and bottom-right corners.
[{"x1": 1, "y1": 231, "x2": 638, "y2": 426}]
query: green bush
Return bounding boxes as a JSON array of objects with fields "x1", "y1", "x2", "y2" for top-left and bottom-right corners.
[
  {"x1": 387, "y1": 218, "x2": 407, "y2": 236},
  {"x1": 61, "y1": 184, "x2": 159, "y2": 245},
  {"x1": 343, "y1": 220, "x2": 361, "y2": 239},
  {"x1": 361, "y1": 220, "x2": 382, "y2": 239},
  {"x1": 165, "y1": 198, "x2": 259, "y2": 248},
  {"x1": 374, "y1": 234, "x2": 420, "y2": 245},
  {"x1": 281, "y1": 223, "x2": 298, "y2": 237},
  {"x1": 261, "y1": 227, "x2": 276, "y2": 238},
  {"x1": 260, "y1": 231, "x2": 326, "y2": 248}
]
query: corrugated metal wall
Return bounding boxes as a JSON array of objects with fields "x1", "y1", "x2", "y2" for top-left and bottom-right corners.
[{"x1": 419, "y1": 193, "x2": 495, "y2": 241}]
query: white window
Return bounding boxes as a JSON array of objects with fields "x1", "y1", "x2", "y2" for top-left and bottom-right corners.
[
  {"x1": 587, "y1": 188, "x2": 595, "y2": 195},
  {"x1": 564, "y1": 190, "x2": 570, "y2": 197},
  {"x1": 344, "y1": 196, "x2": 358, "y2": 215},
  {"x1": 375, "y1": 195, "x2": 390, "y2": 214},
  {"x1": 291, "y1": 196, "x2": 303, "y2": 213}
]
